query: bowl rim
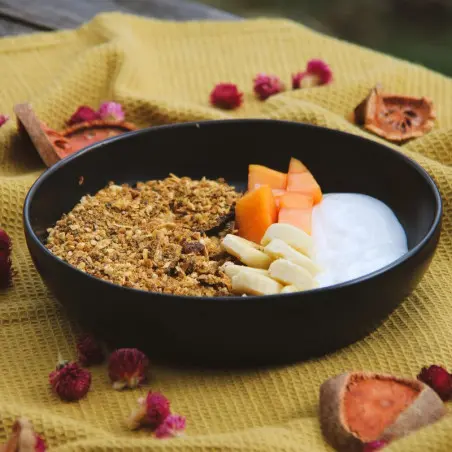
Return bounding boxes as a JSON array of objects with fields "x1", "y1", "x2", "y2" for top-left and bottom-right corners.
[{"x1": 23, "y1": 119, "x2": 443, "y2": 303}]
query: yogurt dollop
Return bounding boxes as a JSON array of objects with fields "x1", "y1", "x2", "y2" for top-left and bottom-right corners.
[{"x1": 312, "y1": 193, "x2": 408, "y2": 288}]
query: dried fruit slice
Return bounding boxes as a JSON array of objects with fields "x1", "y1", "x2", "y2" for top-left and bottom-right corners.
[
  {"x1": 320, "y1": 371, "x2": 446, "y2": 452},
  {"x1": 14, "y1": 103, "x2": 137, "y2": 167},
  {"x1": 353, "y1": 85, "x2": 436, "y2": 142},
  {"x1": 61, "y1": 120, "x2": 137, "y2": 156}
]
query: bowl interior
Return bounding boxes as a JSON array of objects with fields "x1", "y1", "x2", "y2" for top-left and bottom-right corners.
[{"x1": 27, "y1": 120, "x2": 440, "y2": 259}]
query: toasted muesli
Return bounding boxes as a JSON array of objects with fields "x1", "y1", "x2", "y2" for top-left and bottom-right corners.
[{"x1": 46, "y1": 175, "x2": 240, "y2": 296}]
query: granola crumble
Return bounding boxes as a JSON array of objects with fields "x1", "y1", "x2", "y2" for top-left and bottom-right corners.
[{"x1": 46, "y1": 175, "x2": 241, "y2": 296}]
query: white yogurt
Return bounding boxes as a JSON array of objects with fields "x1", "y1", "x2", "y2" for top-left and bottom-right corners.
[{"x1": 312, "y1": 193, "x2": 408, "y2": 288}]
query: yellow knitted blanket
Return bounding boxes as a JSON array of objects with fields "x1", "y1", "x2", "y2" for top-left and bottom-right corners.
[{"x1": 0, "y1": 12, "x2": 451, "y2": 451}]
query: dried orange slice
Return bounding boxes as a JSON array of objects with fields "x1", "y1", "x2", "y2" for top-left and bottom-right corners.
[{"x1": 353, "y1": 85, "x2": 436, "y2": 142}]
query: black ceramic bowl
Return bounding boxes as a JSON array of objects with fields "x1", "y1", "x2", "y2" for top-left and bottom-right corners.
[{"x1": 24, "y1": 120, "x2": 442, "y2": 367}]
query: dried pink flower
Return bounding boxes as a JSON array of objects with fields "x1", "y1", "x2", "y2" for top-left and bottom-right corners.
[
  {"x1": 0, "y1": 255, "x2": 13, "y2": 289},
  {"x1": 49, "y1": 361, "x2": 91, "y2": 401},
  {"x1": 76, "y1": 334, "x2": 105, "y2": 366},
  {"x1": 210, "y1": 83, "x2": 243, "y2": 109},
  {"x1": 2, "y1": 419, "x2": 47, "y2": 451},
  {"x1": 417, "y1": 364, "x2": 452, "y2": 401},
  {"x1": 146, "y1": 392, "x2": 171, "y2": 427},
  {"x1": 0, "y1": 115, "x2": 9, "y2": 127},
  {"x1": 67, "y1": 106, "x2": 100, "y2": 125},
  {"x1": 155, "y1": 414, "x2": 186, "y2": 439},
  {"x1": 126, "y1": 391, "x2": 172, "y2": 430},
  {"x1": 363, "y1": 440, "x2": 389, "y2": 451},
  {"x1": 35, "y1": 433, "x2": 47, "y2": 451},
  {"x1": 108, "y1": 348, "x2": 149, "y2": 390},
  {"x1": 253, "y1": 73, "x2": 284, "y2": 100},
  {"x1": 98, "y1": 102, "x2": 125, "y2": 121},
  {"x1": 292, "y1": 59, "x2": 333, "y2": 89},
  {"x1": 0, "y1": 228, "x2": 12, "y2": 257}
]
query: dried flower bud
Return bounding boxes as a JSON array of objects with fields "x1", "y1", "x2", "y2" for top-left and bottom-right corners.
[
  {"x1": 98, "y1": 102, "x2": 125, "y2": 121},
  {"x1": 49, "y1": 361, "x2": 91, "y2": 401},
  {"x1": 35, "y1": 434, "x2": 46, "y2": 452},
  {"x1": 67, "y1": 106, "x2": 100, "y2": 125},
  {"x1": 0, "y1": 228, "x2": 12, "y2": 256},
  {"x1": 292, "y1": 59, "x2": 333, "y2": 89},
  {"x1": 1, "y1": 418, "x2": 46, "y2": 451},
  {"x1": 146, "y1": 392, "x2": 171, "y2": 427},
  {"x1": 76, "y1": 334, "x2": 105, "y2": 366},
  {"x1": 0, "y1": 114, "x2": 9, "y2": 127},
  {"x1": 0, "y1": 228, "x2": 13, "y2": 289},
  {"x1": 108, "y1": 348, "x2": 149, "y2": 390},
  {"x1": 155, "y1": 414, "x2": 186, "y2": 439},
  {"x1": 126, "y1": 391, "x2": 171, "y2": 430},
  {"x1": 417, "y1": 365, "x2": 452, "y2": 401},
  {"x1": 363, "y1": 440, "x2": 389, "y2": 451},
  {"x1": 0, "y1": 255, "x2": 13, "y2": 289},
  {"x1": 126, "y1": 396, "x2": 148, "y2": 430},
  {"x1": 210, "y1": 83, "x2": 243, "y2": 109},
  {"x1": 253, "y1": 73, "x2": 284, "y2": 100}
]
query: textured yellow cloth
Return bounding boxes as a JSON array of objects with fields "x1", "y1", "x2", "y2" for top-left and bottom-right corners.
[{"x1": 0, "y1": 12, "x2": 451, "y2": 451}]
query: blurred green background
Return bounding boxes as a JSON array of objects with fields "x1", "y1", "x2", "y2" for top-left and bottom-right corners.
[{"x1": 200, "y1": 0, "x2": 451, "y2": 76}]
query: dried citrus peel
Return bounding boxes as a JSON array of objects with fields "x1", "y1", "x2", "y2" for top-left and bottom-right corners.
[{"x1": 353, "y1": 85, "x2": 436, "y2": 142}]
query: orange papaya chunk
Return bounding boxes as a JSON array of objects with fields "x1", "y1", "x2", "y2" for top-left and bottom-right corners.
[
  {"x1": 286, "y1": 172, "x2": 322, "y2": 204},
  {"x1": 248, "y1": 164, "x2": 287, "y2": 191},
  {"x1": 288, "y1": 157, "x2": 308, "y2": 173},
  {"x1": 279, "y1": 192, "x2": 313, "y2": 210},
  {"x1": 236, "y1": 185, "x2": 278, "y2": 243},
  {"x1": 272, "y1": 188, "x2": 286, "y2": 209},
  {"x1": 278, "y1": 207, "x2": 312, "y2": 235}
]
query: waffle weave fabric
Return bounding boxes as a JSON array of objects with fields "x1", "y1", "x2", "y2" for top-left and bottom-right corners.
[{"x1": 0, "y1": 12, "x2": 451, "y2": 451}]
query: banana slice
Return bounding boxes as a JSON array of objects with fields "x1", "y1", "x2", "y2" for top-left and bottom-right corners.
[
  {"x1": 221, "y1": 262, "x2": 269, "y2": 279},
  {"x1": 222, "y1": 234, "x2": 272, "y2": 269},
  {"x1": 281, "y1": 285, "x2": 299, "y2": 294},
  {"x1": 264, "y1": 238, "x2": 320, "y2": 276},
  {"x1": 231, "y1": 271, "x2": 282, "y2": 296},
  {"x1": 269, "y1": 258, "x2": 314, "y2": 290},
  {"x1": 261, "y1": 223, "x2": 313, "y2": 257}
]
